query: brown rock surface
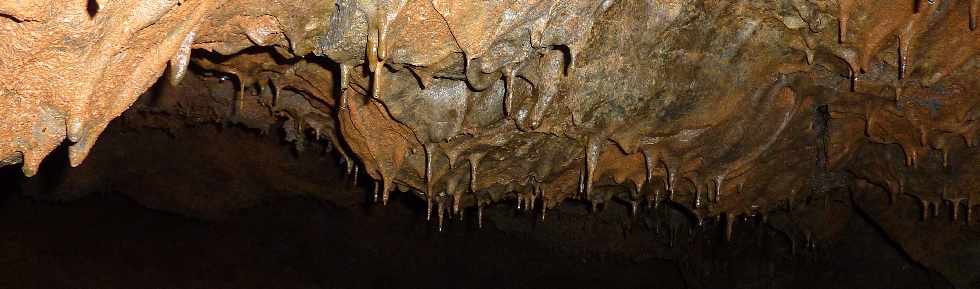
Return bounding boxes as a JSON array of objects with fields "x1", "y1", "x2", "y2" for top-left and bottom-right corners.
[{"x1": 2, "y1": 0, "x2": 979, "y2": 286}]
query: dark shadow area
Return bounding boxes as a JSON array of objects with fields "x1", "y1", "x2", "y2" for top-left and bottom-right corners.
[
  {"x1": 0, "y1": 163, "x2": 22, "y2": 206},
  {"x1": 0, "y1": 114, "x2": 956, "y2": 289},
  {"x1": 86, "y1": 0, "x2": 99, "y2": 17}
]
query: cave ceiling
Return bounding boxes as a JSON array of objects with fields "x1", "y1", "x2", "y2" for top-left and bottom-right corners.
[{"x1": 1, "y1": 0, "x2": 980, "y2": 283}]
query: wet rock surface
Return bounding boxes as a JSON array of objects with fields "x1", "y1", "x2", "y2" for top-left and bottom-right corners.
[{"x1": 2, "y1": 0, "x2": 980, "y2": 286}]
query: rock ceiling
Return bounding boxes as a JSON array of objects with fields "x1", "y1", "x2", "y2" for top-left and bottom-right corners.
[{"x1": 1, "y1": 0, "x2": 979, "y2": 283}]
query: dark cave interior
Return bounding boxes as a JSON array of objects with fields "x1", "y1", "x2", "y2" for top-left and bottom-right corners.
[{"x1": 0, "y1": 100, "x2": 961, "y2": 289}]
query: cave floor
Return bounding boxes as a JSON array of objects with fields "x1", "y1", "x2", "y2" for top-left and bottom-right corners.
[{"x1": 0, "y1": 192, "x2": 691, "y2": 289}]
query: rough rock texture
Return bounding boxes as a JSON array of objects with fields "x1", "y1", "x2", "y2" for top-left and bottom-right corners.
[
  {"x1": 313, "y1": 0, "x2": 979, "y2": 237},
  {"x1": 2, "y1": 0, "x2": 979, "y2": 286},
  {"x1": 0, "y1": 0, "x2": 218, "y2": 174}
]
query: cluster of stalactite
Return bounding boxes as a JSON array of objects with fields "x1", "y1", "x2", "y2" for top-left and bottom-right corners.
[
  {"x1": 314, "y1": 0, "x2": 980, "y2": 234},
  {"x1": 0, "y1": 0, "x2": 334, "y2": 175},
  {"x1": 828, "y1": 0, "x2": 980, "y2": 225},
  {"x1": 2, "y1": 0, "x2": 979, "y2": 240}
]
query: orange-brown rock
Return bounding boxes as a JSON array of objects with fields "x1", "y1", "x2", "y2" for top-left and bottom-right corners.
[{"x1": 2, "y1": 0, "x2": 979, "y2": 285}]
